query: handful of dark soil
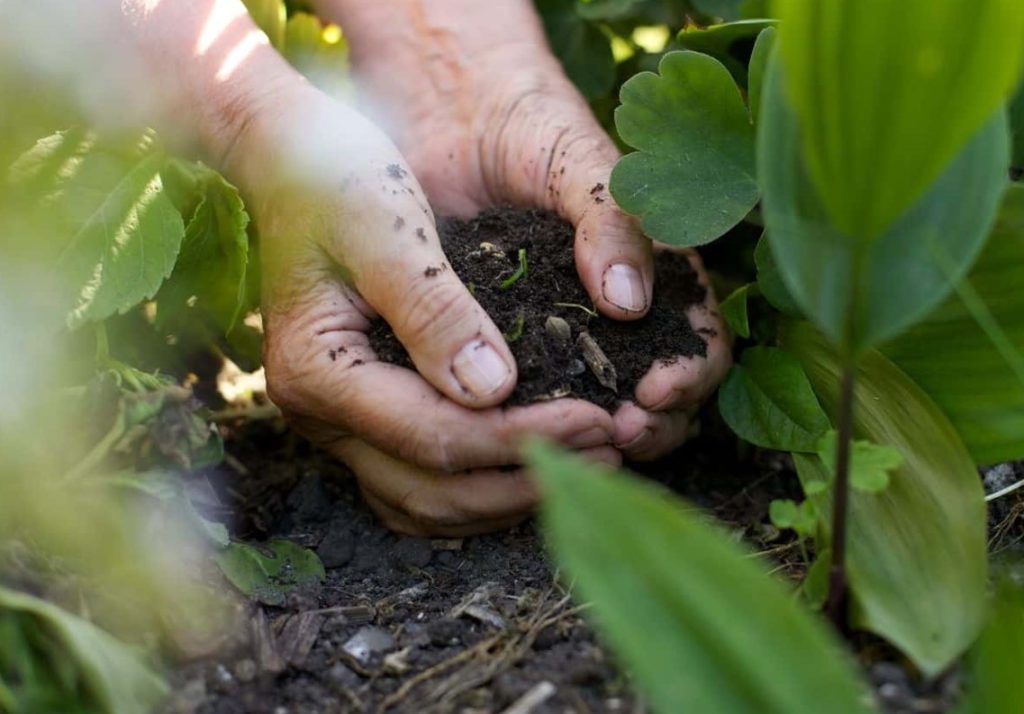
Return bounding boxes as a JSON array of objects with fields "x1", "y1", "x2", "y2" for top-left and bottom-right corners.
[{"x1": 369, "y1": 208, "x2": 708, "y2": 410}]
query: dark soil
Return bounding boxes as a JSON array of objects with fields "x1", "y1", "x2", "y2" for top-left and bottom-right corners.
[
  {"x1": 368, "y1": 208, "x2": 707, "y2": 410},
  {"x1": 164, "y1": 409, "x2": 968, "y2": 714}
]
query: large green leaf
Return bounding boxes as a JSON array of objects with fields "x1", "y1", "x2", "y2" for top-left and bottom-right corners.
[
  {"x1": 528, "y1": 442, "x2": 873, "y2": 714},
  {"x1": 214, "y1": 540, "x2": 326, "y2": 606},
  {"x1": 537, "y1": 0, "x2": 616, "y2": 99},
  {"x1": 718, "y1": 346, "x2": 829, "y2": 452},
  {"x1": 0, "y1": 587, "x2": 168, "y2": 714},
  {"x1": 156, "y1": 163, "x2": 251, "y2": 335},
  {"x1": 759, "y1": 54, "x2": 1009, "y2": 352},
  {"x1": 881, "y1": 184, "x2": 1024, "y2": 465},
  {"x1": 9, "y1": 130, "x2": 185, "y2": 330},
  {"x1": 774, "y1": 0, "x2": 1024, "y2": 239},
  {"x1": 612, "y1": 51, "x2": 758, "y2": 246},
  {"x1": 782, "y1": 322, "x2": 987, "y2": 676}
]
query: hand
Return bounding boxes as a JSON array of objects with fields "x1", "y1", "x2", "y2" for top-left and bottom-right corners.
[
  {"x1": 223, "y1": 83, "x2": 617, "y2": 535},
  {"x1": 325, "y1": 0, "x2": 732, "y2": 461}
]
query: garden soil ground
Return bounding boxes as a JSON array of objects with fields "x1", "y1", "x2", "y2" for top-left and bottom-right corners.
[{"x1": 165, "y1": 412, "x2": 972, "y2": 714}]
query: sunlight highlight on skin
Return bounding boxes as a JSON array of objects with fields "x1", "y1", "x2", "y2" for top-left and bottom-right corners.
[
  {"x1": 196, "y1": 0, "x2": 246, "y2": 55},
  {"x1": 216, "y1": 29, "x2": 269, "y2": 81}
]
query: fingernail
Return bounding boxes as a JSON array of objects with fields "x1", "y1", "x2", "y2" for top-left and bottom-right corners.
[
  {"x1": 616, "y1": 427, "x2": 652, "y2": 451},
  {"x1": 452, "y1": 340, "x2": 512, "y2": 397},
  {"x1": 566, "y1": 426, "x2": 613, "y2": 449},
  {"x1": 603, "y1": 263, "x2": 647, "y2": 312}
]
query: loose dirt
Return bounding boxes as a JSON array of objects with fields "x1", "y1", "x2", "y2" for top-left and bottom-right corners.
[{"x1": 369, "y1": 208, "x2": 708, "y2": 410}]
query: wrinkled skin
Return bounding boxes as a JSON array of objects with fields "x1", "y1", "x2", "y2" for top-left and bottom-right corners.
[{"x1": 218, "y1": 0, "x2": 730, "y2": 536}]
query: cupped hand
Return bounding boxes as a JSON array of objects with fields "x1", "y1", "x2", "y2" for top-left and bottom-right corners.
[
  {"x1": 333, "y1": 0, "x2": 731, "y2": 460},
  {"x1": 224, "y1": 83, "x2": 617, "y2": 535}
]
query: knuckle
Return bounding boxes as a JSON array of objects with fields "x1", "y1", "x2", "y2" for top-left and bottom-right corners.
[{"x1": 396, "y1": 279, "x2": 477, "y2": 350}]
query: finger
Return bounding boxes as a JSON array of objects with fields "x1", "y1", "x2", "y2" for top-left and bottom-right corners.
[
  {"x1": 613, "y1": 402, "x2": 695, "y2": 462},
  {"x1": 476, "y1": 81, "x2": 654, "y2": 321},
  {"x1": 545, "y1": 128, "x2": 654, "y2": 321},
  {"x1": 318, "y1": 158, "x2": 518, "y2": 409},
  {"x1": 351, "y1": 441, "x2": 623, "y2": 537},
  {"x1": 634, "y1": 251, "x2": 731, "y2": 411},
  {"x1": 264, "y1": 301, "x2": 615, "y2": 472}
]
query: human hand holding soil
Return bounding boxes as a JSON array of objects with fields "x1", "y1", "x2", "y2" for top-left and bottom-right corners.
[
  {"x1": 320, "y1": 0, "x2": 732, "y2": 461},
  {"x1": 123, "y1": 0, "x2": 618, "y2": 536}
]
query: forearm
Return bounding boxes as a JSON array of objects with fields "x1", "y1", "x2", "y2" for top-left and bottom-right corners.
[{"x1": 121, "y1": 0, "x2": 306, "y2": 163}]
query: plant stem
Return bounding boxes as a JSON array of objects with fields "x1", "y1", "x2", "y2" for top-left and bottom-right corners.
[{"x1": 825, "y1": 365, "x2": 856, "y2": 628}]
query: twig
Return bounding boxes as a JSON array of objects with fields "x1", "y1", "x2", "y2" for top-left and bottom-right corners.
[{"x1": 499, "y1": 681, "x2": 556, "y2": 714}]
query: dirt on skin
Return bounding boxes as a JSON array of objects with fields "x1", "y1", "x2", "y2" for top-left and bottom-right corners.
[{"x1": 368, "y1": 207, "x2": 708, "y2": 410}]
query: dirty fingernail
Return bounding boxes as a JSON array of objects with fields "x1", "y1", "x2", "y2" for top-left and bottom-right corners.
[
  {"x1": 566, "y1": 426, "x2": 613, "y2": 449},
  {"x1": 603, "y1": 263, "x2": 647, "y2": 312},
  {"x1": 452, "y1": 340, "x2": 512, "y2": 397}
]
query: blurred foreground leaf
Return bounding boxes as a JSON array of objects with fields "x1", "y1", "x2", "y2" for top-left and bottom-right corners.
[
  {"x1": 0, "y1": 586, "x2": 167, "y2": 714},
  {"x1": 783, "y1": 322, "x2": 987, "y2": 676},
  {"x1": 774, "y1": 0, "x2": 1024, "y2": 239},
  {"x1": 759, "y1": 55, "x2": 1008, "y2": 352},
  {"x1": 528, "y1": 442, "x2": 873, "y2": 714},
  {"x1": 9, "y1": 130, "x2": 185, "y2": 330}
]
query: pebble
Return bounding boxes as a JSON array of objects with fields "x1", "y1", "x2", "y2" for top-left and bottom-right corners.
[
  {"x1": 233, "y1": 659, "x2": 257, "y2": 683},
  {"x1": 392, "y1": 538, "x2": 433, "y2": 569},
  {"x1": 318, "y1": 517, "x2": 356, "y2": 569},
  {"x1": 342, "y1": 626, "x2": 396, "y2": 666}
]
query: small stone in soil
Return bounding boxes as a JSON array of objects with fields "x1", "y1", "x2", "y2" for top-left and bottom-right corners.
[
  {"x1": 391, "y1": 538, "x2": 433, "y2": 568},
  {"x1": 317, "y1": 518, "x2": 356, "y2": 569},
  {"x1": 342, "y1": 626, "x2": 396, "y2": 666}
]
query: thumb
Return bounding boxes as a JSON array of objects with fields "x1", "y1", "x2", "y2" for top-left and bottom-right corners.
[{"x1": 326, "y1": 162, "x2": 518, "y2": 408}]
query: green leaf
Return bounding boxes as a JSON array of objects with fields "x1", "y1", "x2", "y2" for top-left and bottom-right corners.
[
  {"x1": 0, "y1": 587, "x2": 168, "y2": 714},
  {"x1": 759, "y1": 54, "x2": 1010, "y2": 352},
  {"x1": 753, "y1": 232, "x2": 801, "y2": 316},
  {"x1": 719, "y1": 284, "x2": 751, "y2": 338},
  {"x1": 528, "y1": 442, "x2": 873, "y2": 714},
  {"x1": 768, "y1": 498, "x2": 816, "y2": 538},
  {"x1": 611, "y1": 51, "x2": 758, "y2": 246},
  {"x1": 689, "y1": 0, "x2": 745, "y2": 22},
  {"x1": 783, "y1": 321, "x2": 987, "y2": 676},
  {"x1": 882, "y1": 185, "x2": 1024, "y2": 464},
  {"x1": 537, "y1": 0, "x2": 615, "y2": 99},
  {"x1": 815, "y1": 430, "x2": 902, "y2": 494},
  {"x1": 9, "y1": 131, "x2": 185, "y2": 329},
  {"x1": 214, "y1": 539, "x2": 325, "y2": 606},
  {"x1": 677, "y1": 19, "x2": 777, "y2": 86},
  {"x1": 774, "y1": 0, "x2": 1024, "y2": 239},
  {"x1": 1011, "y1": 82, "x2": 1024, "y2": 168},
  {"x1": 718, "y1": 346, "x2": 830, "y2": 452},
  {"x1": 242, "y1": 0, "x2": 286, "y2": 49},
  {"x1": 958, "y1": 580, "x2": 1024, "y2": 714},
  {"x1": 576, "y1": 0, "x2": 644, "y2": 21},
  {"x1": 156, "y1": 164, "x2": 251, "y2": 335},
  {"x1": 747, "y1": 27, "x2": 775, "y2": 124}
]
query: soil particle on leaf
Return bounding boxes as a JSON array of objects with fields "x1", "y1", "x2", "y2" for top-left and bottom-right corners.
[{"x1": 370, "y1": 208, "x2": 707, "y2": 410}]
